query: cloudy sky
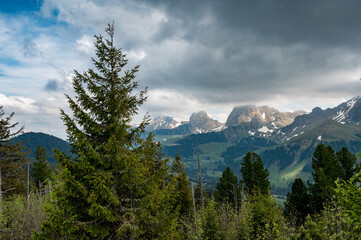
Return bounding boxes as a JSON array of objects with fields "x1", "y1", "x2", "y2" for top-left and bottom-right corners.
[{"x1": 1, "y1": 0, "x2": 361, "y2": 139}]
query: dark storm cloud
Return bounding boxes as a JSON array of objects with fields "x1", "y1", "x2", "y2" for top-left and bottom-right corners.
[
  {"x1": 152, "y1": 0, "x2": 361, "y2": 48},
  {"x1": 135, "y1": 0, "x2": 361, "y2": 104}
]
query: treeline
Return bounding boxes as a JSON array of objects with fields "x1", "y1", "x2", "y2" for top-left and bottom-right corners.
[{"x1": 1, "y1": 23, "x2": 361, "y2": 239}]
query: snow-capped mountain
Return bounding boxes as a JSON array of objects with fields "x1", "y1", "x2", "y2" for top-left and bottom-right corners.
[
  {"x1": 332, "y1": 96, "x2": 361, "y2": 124},
  {"x1": 278, "y1": 96, "x2": 361, "y2": 141},
  {"x1": 145, "y1": 116, "x2": 181, "y2": 132},
  {"x1": 148, "y1": 112, "x2": 225, "y2": 134}
]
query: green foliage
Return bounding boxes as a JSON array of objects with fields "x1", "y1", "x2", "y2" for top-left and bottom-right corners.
[
  {"x1": 0, "y1": 194, "x2": 45, "y2": 239},
  {"x1": 309, "y1": 143, "x2": 340, "y2": 213},
  {"x1": 35, "y1": 24, "x2": 177, "y2": 239},
  {"x1": 0, "y1": 106, "x2": 28, "y2": 194},
  {"x1": 335, "y1": 170, "x2": 361, "y2": 235},
  {"x1": 246, "y1": 190, "x2": 290, "y2": 240},
  {"x1": 284, "y1": 178, "x2": 311, "y2": 226},
  {"x1": 171, "y1": 153, "x2": 193, "y2": 217},
  {"x1": 178, "y1": 192, "x2": 292, "y2": 240},
  {"x1": 194, "y1": 182, "x2": 209, "y2": 209},
  {"x1": 240, "y1": 152, "x2": 270, "y2": 195},
  {"x1": 32, "y1": 145, "x2": 54, "y2": 190},
  {"x1": 336, "y1": 146, "x2": 358, "y2": 180},
  {"x1": 200, "y1": 199, "x2": 223, "y2": 240},
  {"x1": 294, "y1": 204, "x2": 354, "y2": 239},
  {"x1": 309, "y1": 144, "x2": 358, "y2": 213},
  {"x1": 213, "y1": 167, "x2": 241, "y2": 208}
]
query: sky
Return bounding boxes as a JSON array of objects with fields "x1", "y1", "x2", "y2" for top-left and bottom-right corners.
[{"x1": 1, "y1": 0, "x2": 361, "y2": 139}]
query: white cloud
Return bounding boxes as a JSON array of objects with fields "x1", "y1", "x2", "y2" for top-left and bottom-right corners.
[
  {"x1": 0, "y1": 94, "x2": 39, "y2": 114},
  {"x1": 126, "y1": 50, "x2": 146, "y2": 61},
  {"x1": 76, "y1": 35, "x2": 93, "y2": 54}
]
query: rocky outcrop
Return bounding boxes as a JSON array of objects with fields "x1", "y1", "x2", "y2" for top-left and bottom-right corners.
[
  {"x1": 225, "y1": 105, "x2": 305, "y2": 129},
  {"x1": 189, "y1": 111, "x2": 225, "y2": 134}
]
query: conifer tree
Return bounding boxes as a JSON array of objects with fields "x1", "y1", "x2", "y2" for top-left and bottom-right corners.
[
  {"x1": 213, "y1": 167, "x2": 241, "y2": 208},
  {"x1": 195, "y1": 182, "x2": 209, "y2": 208},
  {"x1": 336, "y1": 146, "x2": 357, "y2": 180},
  {"x1": 284, "y1": 178, "x2": 311, "y2": 226},
  {"x1": 309, "y1": 143, "x2": 341, "y2": 213},
  {"x1": 240, "y1": 152, "x2": 270, "y2": 195},
  {"x1": 35, "y1": 24, "x2": 177, "y2": 239},
  {"x1": 32, "y1": 145, "x2": 53, "y2": 191},
  {"x1": 171, "y1": 152, "x2": 193, "y2": 217},
  {"x1": 0, "y1": 106, "x2": 27, "y2": 194}
]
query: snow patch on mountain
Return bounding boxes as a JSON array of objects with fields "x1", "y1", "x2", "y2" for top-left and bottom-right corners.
[
  {"x1": 248, "y1": 130, "x2": 255, "y2": 136},
  {"x1": 258, "y1": 126, "x2": 273, "y2": 133},
  {"x1": 333, "y1": 97, "x2": 359, "y2": 123}
]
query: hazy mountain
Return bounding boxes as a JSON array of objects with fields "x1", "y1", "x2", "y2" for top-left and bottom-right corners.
[
  {"x1": 151, "y1": 111, "x2": 225, "y2": 135},
  {"x1": 145, "y1": 116, "x2": 181, "y2": 132},
  {"x1": 13, "y1": 132, "x2": 70, "y2": 164}
]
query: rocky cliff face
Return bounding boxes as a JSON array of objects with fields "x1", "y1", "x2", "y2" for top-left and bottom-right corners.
[
  {"x1": 189, "y1": 111, "x2": 225, "y2": 134},
  {"x1": 225, "y1": 105, "x2": 305, "y2": 129}
]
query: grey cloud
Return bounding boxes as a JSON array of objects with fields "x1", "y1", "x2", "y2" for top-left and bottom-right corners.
[
  {"x1": 44, "y1": 79, "x2": 62, "y2": 92},
  {"x1": 22, "y1": 38, "x2": 39, "y2": 58},
  {"x1": 129, "y1": 0, "x2": 361, "y2": 106}
]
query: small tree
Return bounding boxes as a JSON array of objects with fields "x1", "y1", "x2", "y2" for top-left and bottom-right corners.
[
  {"x1": 336, "y1": 147, "x2": 357, "y2": 180},
  {"x1": 309, "y1": 144, "x2": 342, "y2": 213},
  {"x1": 284, "y1": 178, "x2": 311, "y2": 226},
  {"x1": 335, "y1": 170, "x2": 361, "y2": 235},
  {"x1": 0, "y1": 106, "x2": 27, "y2": 195},
  {"x1": 213, "y1": 167, "x2": 241, "y2": 208},
  {"x1": 32, "y1": 145, "x2": 53, "y2": 192},
  {"x1": 240, "y1": 152, "x2": 270, "y2": 195},
  {"x1": 171, "y1": 152, "x2": 193, "y2": 217}
]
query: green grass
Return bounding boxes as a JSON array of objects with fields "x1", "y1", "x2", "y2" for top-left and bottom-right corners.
[
  {"x1": 268, "y1": 160, "x2": 311, "y2": 189},
  {"x1": 154, "y1": 135, "x2": 184, "y2": 144}
]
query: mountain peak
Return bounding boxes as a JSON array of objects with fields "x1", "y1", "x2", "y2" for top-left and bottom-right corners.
[
  {"x1": 146, "y1": 115, "x2": 180, "y2": 131},
  {"x1": 189, "y1": 111, "x2": 224, "y2": 134},
  {"x1": 225, "y1": 105, "x2": 305, "y2": 129}
]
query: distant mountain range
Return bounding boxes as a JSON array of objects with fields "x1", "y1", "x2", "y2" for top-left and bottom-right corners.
[
  {"x1": 147, "y1": 106, "x2": 304, "y2": 137},
  {"x1": 155, "y1": 96, "x2": 361, "y2": 193},
  {"x1": 12, "y1": 97, "x2": 361, "y2": 196}
]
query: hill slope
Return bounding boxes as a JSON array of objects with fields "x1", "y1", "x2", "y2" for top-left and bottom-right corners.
[{"x1": 13, "y1": 132, "x2": 70, "y2": 164}]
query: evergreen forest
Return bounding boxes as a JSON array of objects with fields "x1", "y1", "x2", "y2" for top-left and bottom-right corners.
[{"x1": 1, "y1": 24, "x2": 361, "y2": 239}]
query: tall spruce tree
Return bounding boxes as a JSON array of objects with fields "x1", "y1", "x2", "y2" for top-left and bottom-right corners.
[
  {"x1": 35, "y1": 24, "x2": 177, "y2": 239},
  {"x1": 171, "y1": 153, "x2": 193, "y2": 217},
  {"x1": 336, "y1": 147, "x2": 357, "y2": 180},
  {"x1": 309, "y1": 143, "x2": 341, "y2": 213},
  {"x1": 310, "y1": 144, "x2": 358, "y2": 213},
  {"x1": 0, "y1": 106, "x2": 27, "y2": 194},
  {"x1": 32, "y1": 145, "x2": 53, "y2": 191},
  {"x1": 284, "y1": 178, "x2": 311, "y2": 226},
  {"x1": 240, "y1": 152, "x2": 270, "y2": 195},
  {"x1": 213, "y1": 167, "x2": 241, "y2": 208}
]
